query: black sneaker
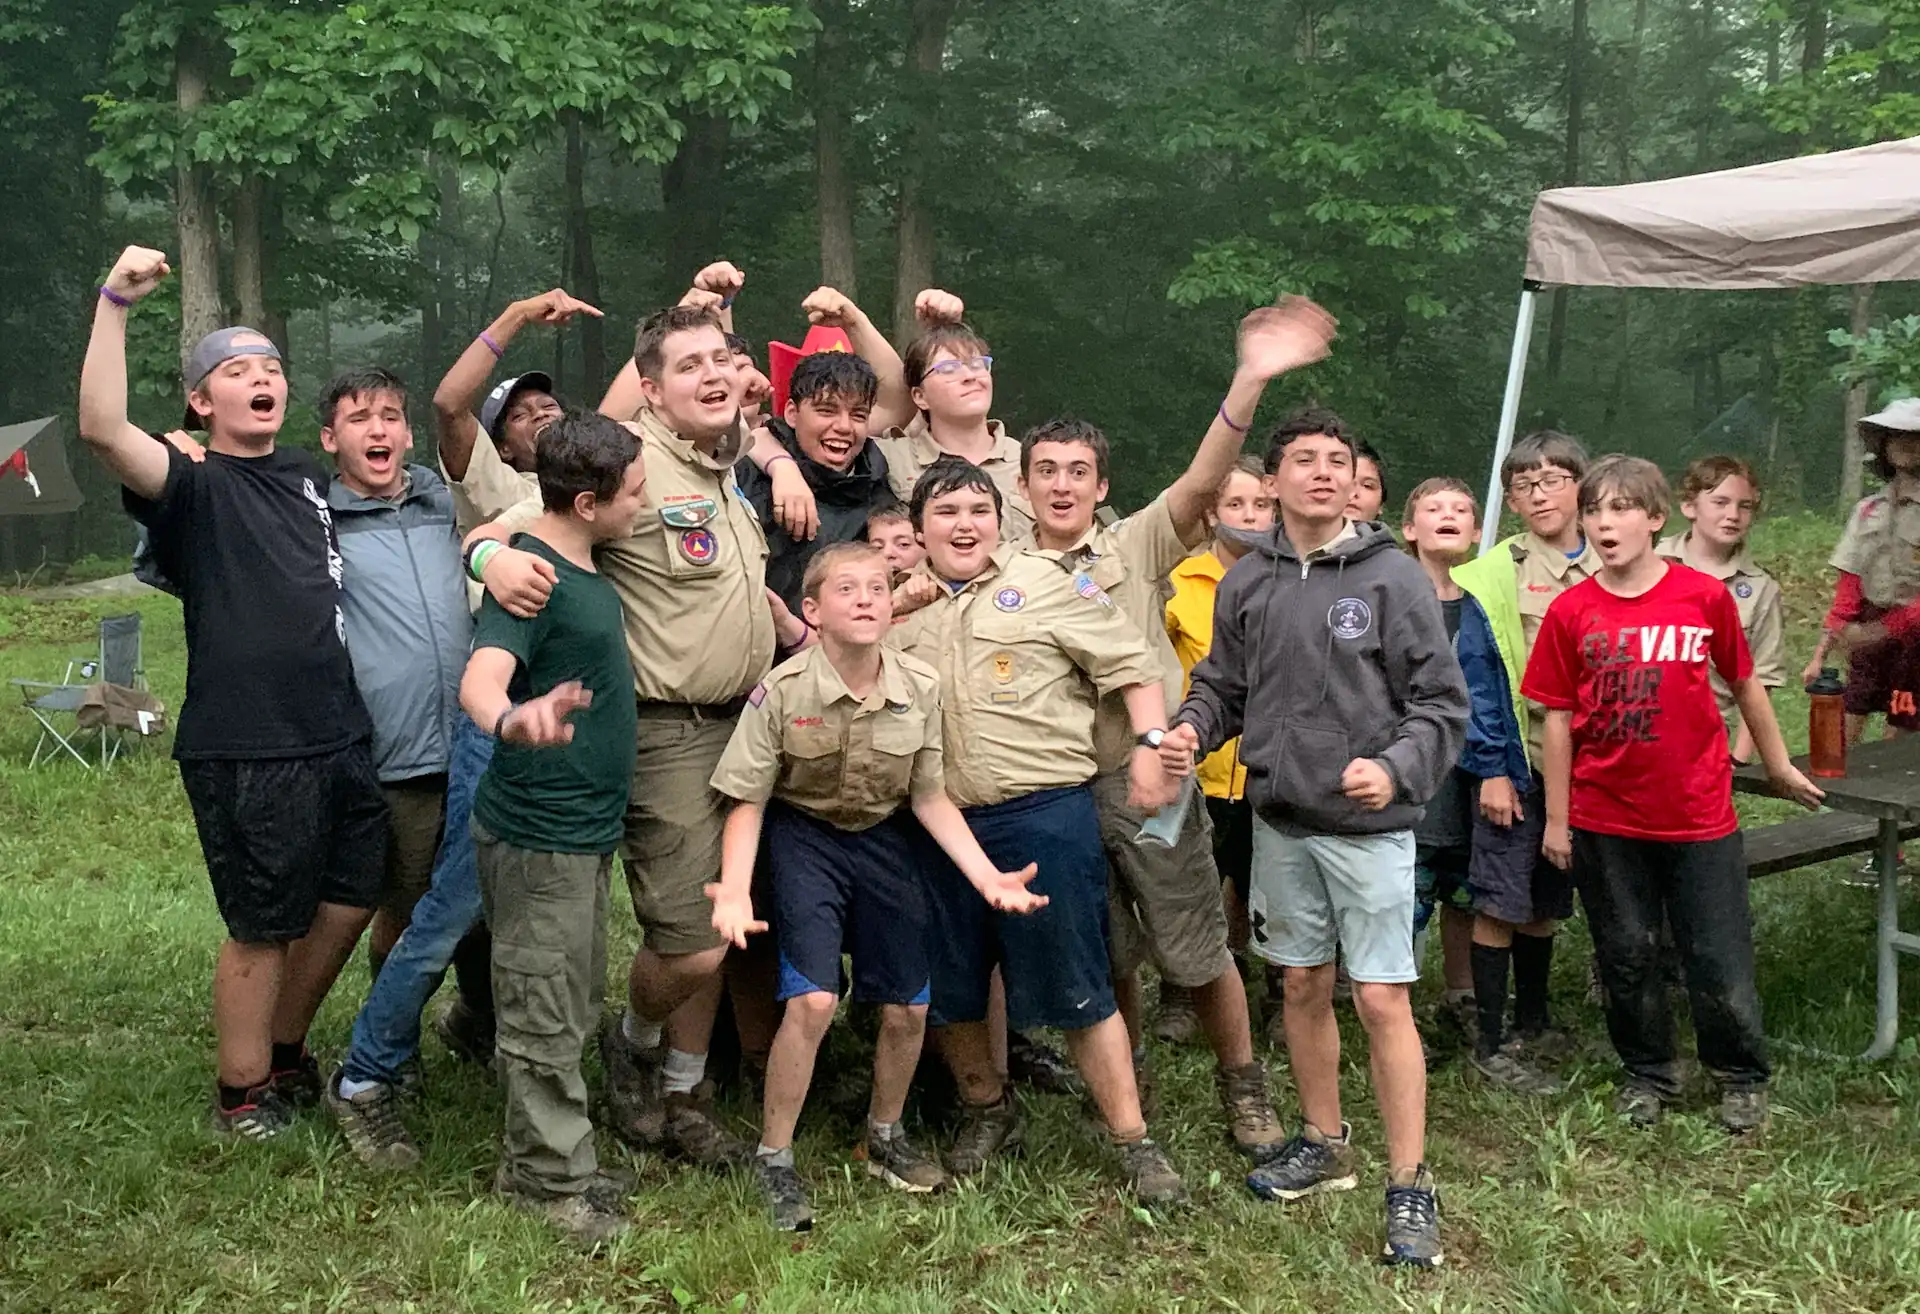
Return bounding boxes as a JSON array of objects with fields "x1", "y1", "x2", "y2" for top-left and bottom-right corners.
[
  {"x1": 212, "y1": 1083, "x2": 296, "y2": 1142},
  {"x1": 324, "y1": 1067, "x2": 421, "y2": 1170},
  {"x1": 1007, "y1": 1032, "x2": 1081, "y2": 1096},
  {"x1": 949, "y1": 1092, "x2": 1024, "y2": 1178},
  {"x1": 865, "y1": 1126, "x2": 948, "y2": 1193},
  {"x1": 599, "y1": 1016, "x2": 665, "y2": 1148},
  {"x1": 435, "y1": 996, "x2": 496, "y2": 1067},
  {"x1": 1382, "y1": 1166, "x2": 1444, "y2": 1267},
  {"x1": 1246, "y1": 1121, "x2": 1358, "y2": 1201},
  {"x1": 268, "y1": 1050, "x2": 323, "y2": 1111},
  {"x1": 753, "y1": 1154, "x2": 814, "y2": 1232},
  {"x1": 1116, "y1": 1135, "x2": 1187, "y2": 1208}
]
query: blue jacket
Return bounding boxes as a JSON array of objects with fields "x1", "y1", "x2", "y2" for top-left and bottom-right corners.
[
  {"x1": 1455, "y1": 591, "x2": 1530, "y2": 791},
  {"x1": 328, "y1": 466, "x2": 471, "y2": 782}
]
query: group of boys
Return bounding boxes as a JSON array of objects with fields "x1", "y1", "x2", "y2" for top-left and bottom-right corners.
[{"x1": 76, "y1": 239, "x2": 1827, "y2": 1272}]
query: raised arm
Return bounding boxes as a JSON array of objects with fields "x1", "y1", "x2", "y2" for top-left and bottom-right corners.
[
  {"x1": 436, "y1": 289, "x2": 601, "y2": 478},
  {"x1": 1163, "y1": 297, "x2": 1337, "y2": 545},
  {"x1": 803, "y1": 286, "x2": 913, "y2": 430},
  {"x1": 78, "y1": 247, "x2": 174, "y2": 500}
]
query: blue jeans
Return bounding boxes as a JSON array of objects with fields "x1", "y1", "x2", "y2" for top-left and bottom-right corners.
[{"x1": 342, "y1": 713, "x2": 495, "y2": 1086}]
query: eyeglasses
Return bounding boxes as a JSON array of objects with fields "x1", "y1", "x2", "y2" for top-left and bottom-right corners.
[
  {"x1": 1509, "y1": 472, "x2": 1574, "y2": 497},
  {"x1": 925, "y1": 355, "x2": 993, "y2": 378}
]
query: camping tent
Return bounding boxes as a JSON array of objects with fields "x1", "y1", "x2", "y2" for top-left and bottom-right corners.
[
  {"x1": 1482, "y1": 136, "x2": 1920, "y2": 550},
  {"x1": 0, "y1": 416, "x2": 84, "y2": 518}
]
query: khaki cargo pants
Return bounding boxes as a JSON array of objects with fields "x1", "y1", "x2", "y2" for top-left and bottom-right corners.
[{"x1": 473, "y1": 819, "x2": 611, "y2": 1197}]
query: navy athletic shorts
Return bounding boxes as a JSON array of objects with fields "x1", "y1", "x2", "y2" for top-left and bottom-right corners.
[{"x1": 767, "y1": 803, "x2": 930, "y2": 1006}]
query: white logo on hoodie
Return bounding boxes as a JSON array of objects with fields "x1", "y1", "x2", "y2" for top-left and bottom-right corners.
[{"x1": 1328, "y1": 597, "x2": 1372, "y2": 640}]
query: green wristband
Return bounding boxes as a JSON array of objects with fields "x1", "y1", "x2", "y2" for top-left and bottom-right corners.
[{"x1": 468, "y1": 539, "x2": 502, "y2": 583}]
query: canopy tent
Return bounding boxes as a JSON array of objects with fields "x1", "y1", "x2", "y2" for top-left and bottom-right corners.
[
  {"x1": 1482, "y1": 137, "x2": 1920, "y2": 550},
  {"x1": 0, "y1": 416, "x2": 83, "y2": 518}
]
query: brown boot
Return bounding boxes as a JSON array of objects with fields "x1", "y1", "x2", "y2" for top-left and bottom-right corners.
[
  {"x1": 1216, "y1": 1061, "x2": 1286, "y2": 1161},
  {"x1": 661, "y1": 1081, "x2": 750, "y2": 1168}
]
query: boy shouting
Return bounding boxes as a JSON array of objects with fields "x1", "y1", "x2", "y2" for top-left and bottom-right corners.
[{"x1": 707, "y1": 542, "x2": 1046, "y2": 1232}]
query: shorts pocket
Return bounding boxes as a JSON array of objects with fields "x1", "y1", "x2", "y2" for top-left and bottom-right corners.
[{"x1": 494, "y1": 940, "x2": 576, "y2": 1068}]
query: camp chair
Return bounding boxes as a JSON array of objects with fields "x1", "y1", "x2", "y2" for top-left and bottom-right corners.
[{"x1": 10, "y1": 613, "x2": 155, "y2": 769}]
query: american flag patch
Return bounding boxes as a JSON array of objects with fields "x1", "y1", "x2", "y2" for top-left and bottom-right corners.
[{"x1": 1073, "y1": 572, "x2": 1113, "y2": 607}]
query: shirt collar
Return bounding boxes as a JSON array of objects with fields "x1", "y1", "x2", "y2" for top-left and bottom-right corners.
[
  {"x1": 637, "y1": 408, "x2": 744, "y2": 472},
  {"x1": 1656, "y1": 530, "x2": 1755, "y2": 581},
  {"x1": 1523, "y1": 531, "x2": 1595, "y2": 578},
  {"x1": 1304, "y1": 518, "x2": 1360, "y2": 559},
  {"x1": 900, "y1": 415, "x2": 1017, "y2": 466}
]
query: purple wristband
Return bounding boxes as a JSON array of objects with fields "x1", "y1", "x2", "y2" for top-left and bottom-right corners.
[
  {"x1": 1217, "y1": 403, "x2": 1249, "y2": 434},
  {"x1": 479, "y1": 330, "x2": 504, "y2": 360},
  {"x1": 99, "y1": 285, "x2": 132, "y2": 310},
  {"x1": 766, "y1": 453, "x2": 797, "y2": 471}
]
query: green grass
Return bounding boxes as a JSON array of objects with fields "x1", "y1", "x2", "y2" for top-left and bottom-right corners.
[{"x1": 2, "y1": 515, "x2": 1919, "y2": 1312}]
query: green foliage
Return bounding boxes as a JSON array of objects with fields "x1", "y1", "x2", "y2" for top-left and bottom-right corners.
[{"x1": 1831, "y1": 314, "x2": 1920, "y2": 405}]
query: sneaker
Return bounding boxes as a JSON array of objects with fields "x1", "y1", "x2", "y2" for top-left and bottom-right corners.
[
  {"x1": 1438, "y1": 991, "x2": 1478, "y2": 1041},
  {"x1": 1007, "y1": 1031, "x2": 1081, "y2": 1095},
  {"x1": 1152, "y1": 984, "x2": 1201, "y2": 1045},
  {"x1": 1116, "y1": 1136, "x2": 1187, "y2": 1208},
  {"x1": 865, "y1": 1126, "x2": 948, "y2": 1193},
  {"x1": 1215, "y1": 1062, "x2": 1286, "y2": 1161},
  {"x1": 661, "y1": 1083, "x2": 750, "y2": 1168},
  {"x1": 496, "y1": 1173, "x2": 628, "y2": 1249},
  {"x1": 752, "y1": 1154, "x2": 813, "y2": 1232},
  {"x1": 1512, "y1": 1027, "x2": 1575, "y2": 1063},
  {"x1": 1470, "y1": 1042, "x2": 1564, "y2": 1096},
  {"x1": 1718, "y1": 1087, "x2": 1769, "y2": 1135},
  {"x1": 584, "y1": 1167, "x2": 635, "y2": 1212},
  {"x1": 1382, "y1": 1166, "x2": 1444, "y2": 1268},
  {"x1": 211, "y1": 1083, "x2": 296, "y2": 1141},
  {"x1": 1615, "y1": 1082, "x2": 1665, "y2": 1128},
  {"x1": 324, "y1": 1068, "x2": 421, "y2": 1170},
  {"x1": 435, "y1": 996, "x2": 496, "y2": 1067},
  {"x1": 598, "y1": 1016, "x2": 665, "y2": 1148},
  {"x1": 268, "y1": 1050, "x2": 323, "y2": 1111},
  {"x1": 1246, "y1": 1122, "x2": 1358, "y2": 1201},
  {"x1": 949, "y1": 1092, "x2": 1024, "y2": 1178}
]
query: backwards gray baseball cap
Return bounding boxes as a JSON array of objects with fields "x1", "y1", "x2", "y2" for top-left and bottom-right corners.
[
  {"x1": 1861, "y1": 396, "x2": 1920, "y2": 434},
  {"x1": 479, "y1": 372, "x2": 555, "y2": 440},
  {"x1": 182, "y1": 327, "x2": 283, "y2": 431}
]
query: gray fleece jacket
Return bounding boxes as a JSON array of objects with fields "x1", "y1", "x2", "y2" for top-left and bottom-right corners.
[{"x1": 1176, "y1": 519, "x2": 1468, "y2": 836}]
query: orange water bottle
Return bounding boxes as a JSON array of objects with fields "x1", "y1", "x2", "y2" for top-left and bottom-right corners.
[{"x1": 1808, "y1": 667, "x2": 1847, "y2": 778}]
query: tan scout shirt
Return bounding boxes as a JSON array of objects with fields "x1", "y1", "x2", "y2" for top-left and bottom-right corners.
[
  {"x1": 1657, "y1": 532, "x2": 1785, "y2": 721},
  {"x1": 888, "y1": 548, "x2": 1161, "y2": 808},
  {"x1": 1513, "y1": 531, "x2": 1600, "y2": 761},
  {"x1": 873, "y1": 416, "x2": 1035, "y2": 546},
  {"x1": 1030, "y1": 493, "x2": 1193, "y2": 772},
  {"x1": 1831, "y1": 485, "x2": 1920, "y2": 608},
  {"x1": 709, "y1": 645, "x2": 944, "y2": 831},
  {"x1": 500, "y1": 410, "x2": 775, "y2": 704},
  {"x1": 446, "y1": 430, "x2": 538, "y2": 533}
]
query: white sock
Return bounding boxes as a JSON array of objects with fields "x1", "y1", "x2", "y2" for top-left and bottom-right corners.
[
  {"x1": 661, "y1": 1048, "x2": 706, "y2": 1096},
  {"x1": 755, "y1": 1143, "x2": 794, "y2": 1167},
  {"x1": 336, "y1": 1074, "x2": 380, "y2": 1099},
  {"x1": 622, "y1": 1010, "x2": 663, "y2": 1051}
]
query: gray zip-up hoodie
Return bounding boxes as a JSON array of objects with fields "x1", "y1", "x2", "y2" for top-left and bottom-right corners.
[{"x1": 1177, "y1": 518, "x2": 1467, "y2": 836}]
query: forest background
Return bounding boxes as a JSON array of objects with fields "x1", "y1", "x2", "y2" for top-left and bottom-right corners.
[{"x1": 6, "y1": 0, "x2": 1920, "y2": 574}]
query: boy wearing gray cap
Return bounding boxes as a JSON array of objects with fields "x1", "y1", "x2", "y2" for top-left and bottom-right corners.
[{"x1": 78, "y1": 246, "x2": 389, "y2": 1141}]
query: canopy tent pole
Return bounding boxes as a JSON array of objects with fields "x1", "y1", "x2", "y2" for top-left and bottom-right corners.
[{"x1": 1481, "y1": 284, "x2": 1542, "y2": 553}]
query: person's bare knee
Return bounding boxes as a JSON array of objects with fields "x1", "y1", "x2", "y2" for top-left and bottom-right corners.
[
  {"x1": 1282, "y1": 963, "x2": 1336, "y2": 1011},
  {"x1": 783, "y1": 991, "x2": 837, "y2": 1043},
  {"x1": 1473, "y1": 914, "x2": 1515, "y2": 948},
  {"x1": 879, "y1": 1003, "x2": 927, "y2": 1040},
  {"x1": 1352, "y1": 981, "x2": 1413, "y2": 1033}
]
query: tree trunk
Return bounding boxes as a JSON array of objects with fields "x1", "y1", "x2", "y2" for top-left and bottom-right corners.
[
  {"x1": 1842, "y1": 283, "x2": 1874, "y2": 508},
  {"x1": 661, "y1": 114, "x2": 734, "y2": 293},
  {"x1": 1801, "y1": 0, "x2": 1828, "y2": 73},
  {"x1": 565, "y1": 112, "x2": 607, "y2": 392},
  {"x1": 892, "y1": 0, "x2": 960, "y2": 344},
  {"x1": 232, "y1": 175, "x2": 266, "y2": 330},
  {"x1": 1545, "y1": 0, "x2": 1587, "y2": 379},
  {"x1": 173, "y1": 27, "x2": 223, "y2": 372},
  {"x1": 420, "y1": 162, "x2": 459, "y2": 378},
  {"x1": 815, "y1": 0, "x2": 858, "y2": 294}
]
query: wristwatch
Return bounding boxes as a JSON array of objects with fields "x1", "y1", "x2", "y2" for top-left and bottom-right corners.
[{"x1": 1138, "y1": 728, "x2": 1166, "y2": 750}]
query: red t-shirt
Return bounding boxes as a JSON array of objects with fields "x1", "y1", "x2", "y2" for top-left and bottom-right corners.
[{"x1": 1521, "y1": 562, "x2": 1753, "y2": 842}]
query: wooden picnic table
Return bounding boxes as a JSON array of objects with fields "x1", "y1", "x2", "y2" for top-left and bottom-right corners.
[{"x1": 1735, "y1": 733, "x2": 1920, "y2": 1060}]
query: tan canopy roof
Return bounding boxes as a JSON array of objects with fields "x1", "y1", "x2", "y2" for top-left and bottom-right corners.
[{"x1": 1525, "y1": 138, "x2": 1920, "y2": 290}]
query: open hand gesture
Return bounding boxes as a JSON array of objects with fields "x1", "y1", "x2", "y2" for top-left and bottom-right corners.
[
  {"x1": 704, "y1": 883, "x2": 767, "y2": 950},
  {"x1": 501, "y1": 680, "x2": 592, "y2": 747},
  {"x1": 104, "y1": 247, "x2": 171, "y2": 305},
  {"x1": 1237, "y1": 295, "x2": 1337, "y2": 381},
  {"x1": 977, "y1": 862, "x2": 1048, "y2": 915},
  {"x1": 517, "y1": 288, "x2": 603, "y2": 326}
]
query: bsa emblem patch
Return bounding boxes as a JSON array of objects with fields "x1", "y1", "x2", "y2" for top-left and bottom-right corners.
[
  {"x1": 994, "y1": 587, "x2": 1025, "y2": 612},
  {"x1": 678, "y1": 528, "x2": 718, "y2": 565},
  {"x1": 1733, "y1": 580, "x2": 1754, "y2": 599},
  {"x1": 1072, "y1": 572, "x2": 1114, "y2": 608},
  {"x1": 992, "y1": 652, "x2": 1015, "y2": 684},
  {"x1": 1328, "y1": 597, "x2": 1373, "y2": 640}
]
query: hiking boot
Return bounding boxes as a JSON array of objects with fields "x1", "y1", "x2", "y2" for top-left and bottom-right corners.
[
  {"x1": 752, "y1": 1153, "x2": 813, "y2": 1232},
  {"x1": 1116, "y1": 1136, "x2": 1188, "y2": 1208},
  {"x1": 661, "y1": 1083, "x2": 750, "y2": 1168},
  {"x1": 1438, "y1": 990, "x2": 1478, "y2": 1041},
  {"x1": 324, "y1": 1068, "x2": 420, "y2": 1170},
  {"x1": 1152, "y1": 984, "x2": 1201, "y2": 1046},
  {"x1": 496, "y1": 1173, "x2": 628, "y2": 1249},
  {"x1": 211, "y1": 1083, "x2": 296, "y2": 1142},
  {"x1": 435, "y1": 996, "x2": 496, "y2": 1067},
  {"x1": 394, "y1": 1055, "x2": 426, "y2": 1100},
  {"x1": 583, "y1": 1167, "x2": 635, "y2": 1212},
  {"x1": 1216, "y1": 1062, "x2": 1286, "y2": 1161},
  {"x1": 1007, "y1": 1031, "x2": 1081, "y2": 1095},
  {"x1": 1382, "y1": 1165, "x2": 1444, "y2": 1268},
  {"x1": 1615, "y1": 1082, "x2": 1665, "y2": 1128},
  {"x1": 1471, "y1": 1042, "x2": 1564, "y2": 1096},
  {"x1": 865, "y1": 1126, "x2": 949, "y2": 1193},
  {"x1": 268, "y1": 1050, "x2": 323, "y2": 1111},
  {"x1": 949, "y1": 1092, "x2": 1024, "y2": 1178},
  {"x1": 598, "y1": 1016, "x2": 665, "y2": 1148},
  {"x1": 1512, "y1": 1027, "x2": 1575, "y2": 1063},
  {"x1": 1246, "y1": 1121, "x2": 1358, "y2": 1201},
  {"x1": 1719, "y1": 1087, "x2": 1769, "y2": 1135}
]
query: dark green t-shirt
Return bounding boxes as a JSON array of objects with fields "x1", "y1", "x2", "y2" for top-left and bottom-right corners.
[{"x1": 471, "y1": 533, "x2": 636, "y2": 853}]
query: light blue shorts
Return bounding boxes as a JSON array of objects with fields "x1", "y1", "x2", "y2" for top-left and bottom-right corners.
[{"x1": 1248, "y1": 818, "x2": 1417, "y2": 984}]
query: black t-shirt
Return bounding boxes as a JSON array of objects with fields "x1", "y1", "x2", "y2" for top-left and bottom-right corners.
[
  {"x1": 124, "y1": 441, "x2": 373, "y2": 760},
  {"x1": 734, "y1": 419, "x2": 896, "y2": 613},
  {"x1": 1414, "y1": 596, "x2": 1473, "y2": 853}
]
